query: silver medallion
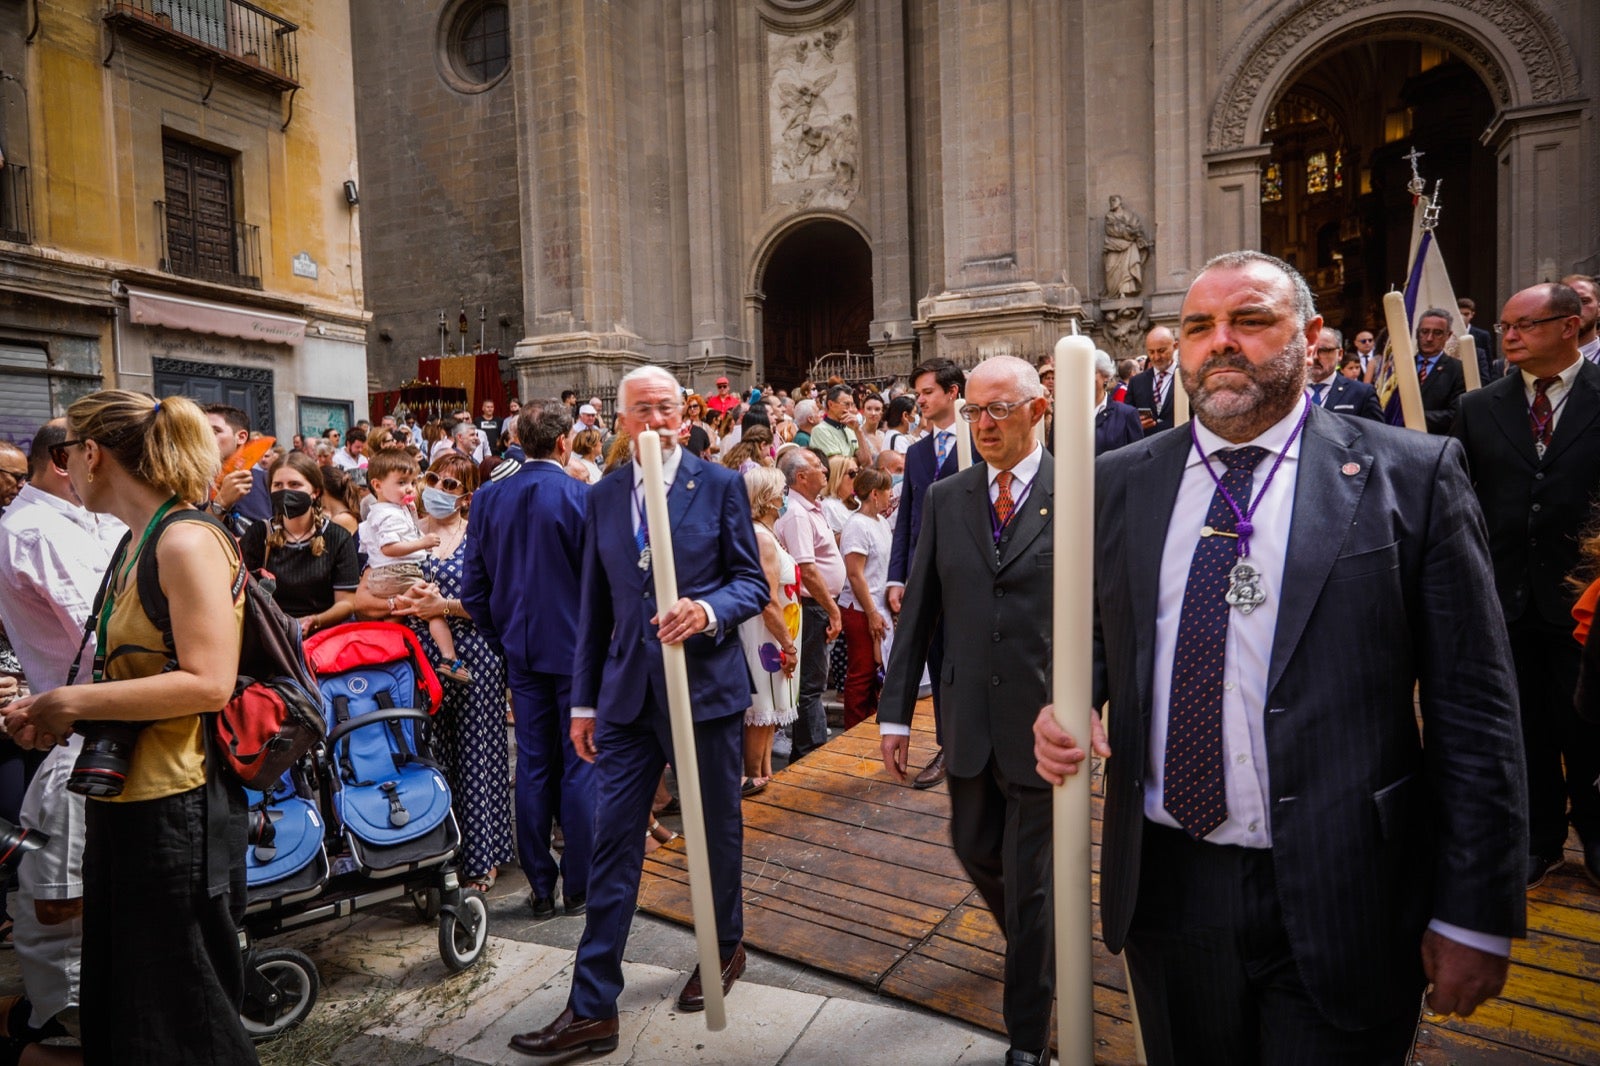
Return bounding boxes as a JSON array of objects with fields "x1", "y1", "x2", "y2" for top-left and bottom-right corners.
[
  {"x1": 638, "y1": 545, "x2": 652, "y2": 572},
  {"x1": 1225, "y1": 558, "x2": 1267, "y2": 615}
]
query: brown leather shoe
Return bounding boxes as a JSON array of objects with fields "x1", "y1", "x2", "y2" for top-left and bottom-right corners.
[
  {"x1": 913, "y1": 748, "x2": 947, "y2": 789},
  {"x1": 675, "y1": 942, "x2": 746, "y2": 1012},
  {"x1": 508, "y1": 1007, "x2": 620, "y2": 1056}
]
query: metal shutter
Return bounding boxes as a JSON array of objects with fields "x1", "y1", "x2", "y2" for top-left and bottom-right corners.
[{"x1": 0, "y1": 345, "x2": 51, "y2": 453}]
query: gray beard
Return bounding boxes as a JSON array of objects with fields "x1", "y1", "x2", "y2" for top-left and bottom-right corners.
[{"x1": 1183, "y1": 340, "x2": 1307, "y2": 443}]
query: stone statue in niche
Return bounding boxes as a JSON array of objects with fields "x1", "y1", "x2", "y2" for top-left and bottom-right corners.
[
  {"x1": 1102, "y1": 195, "x2": 1152, "y2": 298},
  {"x1": 1100, "y1": 304, "x2": 1151, "y2": 362}
]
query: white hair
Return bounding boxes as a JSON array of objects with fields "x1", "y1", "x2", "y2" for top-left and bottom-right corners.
[
  {"x1": 617, "y1": 365, "x2": 682, "y2": 409},
  {"x1": 1093, "y1": 351, "x2": 1116, "y2": 378},
  {"x1": 968, "y1": 354, "x2": 1043, "y2": 399},
  {"x1": 793, "y1": 399, "x2": 820, "y2": 426}
]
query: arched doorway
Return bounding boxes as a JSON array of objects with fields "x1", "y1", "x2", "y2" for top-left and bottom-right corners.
[
  {"x1": 1260, "y1": 42, "x2": 1496, "y2": 335},
  {"x1": 758, "y1": 219, "x2": 872, "y2": 388}
]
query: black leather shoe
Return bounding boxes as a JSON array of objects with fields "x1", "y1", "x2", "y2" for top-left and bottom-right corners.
[
  {"x1": 529, "y1": 894, "x2": 556, "y2": 918},
  {"x1": 1004, "y1": 1050, "x2": 1046, "y2": 1066},
  {"x1": 1583, "y1": 840, "x2": 1600, "y2": 888},
  {"x1": 1527, "y1": 852, "x2": 1562, "y2": 889},
  {"x1": 564, "y1": 892, "x2": 588, "y2": 916},
  {"x1": 913, "y1": 748, "x2": 947, "y2": 789},
  {"x1": 676, "y1": 943, "x2": 745, "y2": 1012},
  {"x1": 508, "y1": 1007, "x2": 619, "y2": 1056}
]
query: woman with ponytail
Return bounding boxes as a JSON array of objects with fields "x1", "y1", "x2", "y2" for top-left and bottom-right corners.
[
  {"x1": 240, "y1": 452, "x2": 359, "y2": 636},
  {"x1": 1, "y1": 390, "x2": 257, "y2": 1063}
]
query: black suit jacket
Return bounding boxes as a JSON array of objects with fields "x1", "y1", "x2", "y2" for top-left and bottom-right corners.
[
  {"x1": 1124, "y1": 368, "x2": 1175, "y2": 435},
  {"x1": 1093, "y1": 406, "x2": 1525, "y2": 1029},
  {"x1": 881, "y1": 452, "x2": 1054, "y2": 785},
  {"x1": 1417, "y1": 354, "x2": 1465, "y2": 434},
  {"x1": 1312, "y1": 375, "x2": 1383, "y2": 421},
  {"x1": 1452, "y1": 360, "x2": 1600, "y2": 629},
  {"x1": 1466, "y1": 324, "x2": 1496, "y2": 383},
  {"x1": 1095, "y1": 401, "x2": 1144, "y2": 455}
]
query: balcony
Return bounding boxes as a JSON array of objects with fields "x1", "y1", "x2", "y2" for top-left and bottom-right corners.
[
  {"x1": 105, "y1": 0, "x2": 299, "y2": 92},
  {"x1": 0, "y1": 165, "x2": 30, "y2": 245},
  {"x1": 156, "y1": 200, "x2": 262, "y2": 290}
]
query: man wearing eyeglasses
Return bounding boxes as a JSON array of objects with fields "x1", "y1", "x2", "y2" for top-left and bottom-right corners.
[
  {"x1": 1305, "y1": 327, "x2": 1382, "y2": 421},
  {"x1": 879, "y1": 355, "x2": 1057, "y2": 1066},
  {"x1": 1411, "y1": 308, "x2": 1465, "y2": 435},
  {"x1": 1454, "y1": 282, "x2": 1600, "y2": 891},
  {"x1": 0, "y1": 441, "x2": 26, "y2": 511}
]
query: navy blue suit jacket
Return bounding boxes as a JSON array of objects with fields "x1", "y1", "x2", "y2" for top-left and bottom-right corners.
[
  {"x1": 1095, "y1": 401, "x2": 1144, "y2": 455},
  {"x1": 1123, "y1": 368, "x2": 1176, "y2": 434},
  {"x1": 571, "y1": 450, "x2": 766, "y2": 724},
  {"x1": 1312, "y1": 375, "x2": 1384, "y2": 421},
  {"x1": 461, "y1": 459, "x2": 588, "y2": 676},
  {"x1": 888, "y1": 427, "x2": 962, "y2": 585}
]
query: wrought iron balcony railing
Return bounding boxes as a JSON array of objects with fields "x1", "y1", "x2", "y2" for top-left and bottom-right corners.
[
  {"x1": 105, "y1": 0, "x2": 299, "y2": 92},
  {"x1": 156, "y1": 199, "x2": 262, "y2": 290}
]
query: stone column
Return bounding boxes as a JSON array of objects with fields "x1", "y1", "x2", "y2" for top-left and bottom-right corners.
[
  {"x1": 862, "y1": 0, "x2": 915, "y2": 378},
  {"x1": 1483, "y1": 101, "x2": 1588, "y2": 296},
  {"x1": 1202, "y1": 144, "x2": 1270, "y2": 260},
  {"x1": 1148, "y1": 0, "x2": 1206, "y2": 323}
]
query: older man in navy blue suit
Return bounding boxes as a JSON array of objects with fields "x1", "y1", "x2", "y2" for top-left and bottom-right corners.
[
  {"x1": 511, "y1": 366, "x2": 767, "y2": 1057},
  {"x1": 886, "y1": 358, "x2": 966, "y2": 787},
  {"x1": 462, "y1": 398, "x2": 594, "y2": 918}
]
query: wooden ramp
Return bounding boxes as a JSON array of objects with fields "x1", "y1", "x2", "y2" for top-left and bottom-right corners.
[{"x1": 636, "y1": 702, "x2": 1600, "y2": 1064}]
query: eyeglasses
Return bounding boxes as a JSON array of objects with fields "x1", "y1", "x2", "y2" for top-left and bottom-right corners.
[
  {"x1": 46, "y1": 440, "x2": 87, "y2": 468},
  {"x1": 421, "y1": 471, "x2": 463, "y2": 492},
  {"x1": 626, "y1": 401, "x2": 682, "y2": 419},
  {"x1": 957, "y1": 399, "x2": 1036, "y2": 423},
  {"x1": 1494, "y1": 314, "x2": 1568, "y2": 336},
  {"x1": 0, "y1": 466, "x2": 26, "y2": 482},
  {"x1": 1314, "y1": 345, "x2": 1341, "y2": 354},
  {"x1": 1415, "y1": 327, "x2": 1450, "y2": 338},
  {"x1": 844, "y1": 468, "x2": 859, "y2": 477}
]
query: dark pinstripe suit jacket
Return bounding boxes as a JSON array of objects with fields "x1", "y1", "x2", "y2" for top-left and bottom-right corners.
[{"x1": 1092, "y1": 404, "x2": 1527, "y2": 1029}]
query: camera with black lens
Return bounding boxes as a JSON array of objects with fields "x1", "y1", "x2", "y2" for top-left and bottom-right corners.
[
  {"x1": 0, "y1": 816, "x2": 47, "y2": 873},
  {"x1": 67, "y1": 721, "x2": 145, "y2": 798}
]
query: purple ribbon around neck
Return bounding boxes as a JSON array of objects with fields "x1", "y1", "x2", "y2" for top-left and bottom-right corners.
[{"x1": 1190, "y1": 398, "x2": 1310, "y2": 560}]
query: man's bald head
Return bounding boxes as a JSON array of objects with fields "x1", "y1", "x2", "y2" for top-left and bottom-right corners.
[
  {"x1": 0, "y1": 440, "x2": 27, "y2": 509},
  {"x1": 1145, "y1": 326, "x2": 1176, "y2": 371}
]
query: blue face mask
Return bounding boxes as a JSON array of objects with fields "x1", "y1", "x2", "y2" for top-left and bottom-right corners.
[
  {"x1": 420, "y1": 486, "x2": 461, "y2": 518},
  {"x1": 891, "y1": 473, "x2": 904, "y2": 488}
]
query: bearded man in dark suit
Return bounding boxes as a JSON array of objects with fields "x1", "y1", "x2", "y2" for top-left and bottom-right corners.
[{"x1": 1035, "y1": 251, "x2": 1526, "y2": 1064}]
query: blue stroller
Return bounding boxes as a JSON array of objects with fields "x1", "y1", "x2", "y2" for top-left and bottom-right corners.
[{"x1": 237, "y1": 622, "x2": 488, "y2": 1041}]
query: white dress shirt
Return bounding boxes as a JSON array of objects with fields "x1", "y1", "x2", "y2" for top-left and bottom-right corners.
[
  {"x1": 1580, "y1": 336, "x2": 1599, "y2": 366},
  {"x1": 572, "y1": 441, "x2": 716, "y2": 719},
  {"x1": 0, "y1": 484, "x2": 121, "y2": 692},
  {"x1": 1147, "y1": 398, "x2": 1506, "y2": 956},
  {"x1": 1521, "y1": 354, "x2": 1584, "y2": 435}
]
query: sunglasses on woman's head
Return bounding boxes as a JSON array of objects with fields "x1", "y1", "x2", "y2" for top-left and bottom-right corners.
[{"x1": 421, "y1": 471, "x2": 463, "y2": 492}]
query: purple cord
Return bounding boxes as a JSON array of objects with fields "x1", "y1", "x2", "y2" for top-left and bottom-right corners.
[{"x1": 1190, "y1": 397, "x2": 1310, "y2": 559}]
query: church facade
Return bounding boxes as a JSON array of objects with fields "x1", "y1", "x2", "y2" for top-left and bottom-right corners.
[{"x1": 350, "y1": 0, "x2": 1596, "y2": 399}]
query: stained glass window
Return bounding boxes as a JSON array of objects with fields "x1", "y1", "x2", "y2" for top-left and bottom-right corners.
[
  {"x1": 1306, "y1": 152, "x2": 1329, "y2": 195},
  {"x1": 1333, "y1": 149, "x2": 1345, "y2": 190},
  {"x1": 1262, "y1": 163, "x2": 1284, "y2": 203}
]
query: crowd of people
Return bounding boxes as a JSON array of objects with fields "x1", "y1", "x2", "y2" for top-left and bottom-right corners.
[{"x1": 0, "y1": 258, "x2": 1593, "y2": 1064}]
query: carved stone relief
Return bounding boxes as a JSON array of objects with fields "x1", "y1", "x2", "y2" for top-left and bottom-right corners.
[
  {"x1": 769, "y1": 19, "x2": 859, "y2": 210},
  {"x1": 1208, "y1": 0, "x2": 1581, "y2": 152},
  {"x1": 1098, "y1": 301, "x2": 1151, "y2": 363}
]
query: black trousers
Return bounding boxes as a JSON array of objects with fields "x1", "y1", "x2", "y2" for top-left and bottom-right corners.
[
  {"x1": 1509, "y1": 620, "x2": 1600, "y2": 856},
  {"x1": 1123, "y1": 822, "x2": 1417, "y2": 1066},
  {"x1": 947, "y1": 757, "x2": 1054, "y2": 1051},
  {"x1": 792, "y1": 599, "x2": 832, "y2": 760}
]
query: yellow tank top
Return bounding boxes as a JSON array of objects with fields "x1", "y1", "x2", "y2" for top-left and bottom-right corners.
[{"x1": 100, "y1": 518, "x2": 244, "y2": 803}]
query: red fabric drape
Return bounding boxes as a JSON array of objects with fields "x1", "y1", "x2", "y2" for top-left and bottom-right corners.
[{"x1": 413, "y1": 353, "x2": 505, "y2": 414}]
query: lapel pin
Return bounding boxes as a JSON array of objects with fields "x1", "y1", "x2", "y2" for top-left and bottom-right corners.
[
  {"x1": 1340, "y1": 462, "x2": 1359, "y2": 476},
  {"x1": 1040, "y1": 507, "x2": 1048, "y2": 516},
  {"x1": 686, "y1": 480, "x2": 695, "y2": 490}
]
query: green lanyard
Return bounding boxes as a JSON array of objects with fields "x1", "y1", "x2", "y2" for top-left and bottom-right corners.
[{"x1": 94, "y1": 496, "x2": 184, "y2": 682}]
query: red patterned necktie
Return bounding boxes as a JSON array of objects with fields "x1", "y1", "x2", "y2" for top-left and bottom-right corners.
[
  {"x1": 1531, "y1": 376, "x2": 1559, "y2": 449},
  {"x1": 1416, "y1": 357, "x2": 1430, "y2": 385},
  {"x1": 993, "y1": 470, "x2": 1015, "y2": 533},
  {"x1": 1164, "y1": 445, "x2": 1267, "y2": 840}
]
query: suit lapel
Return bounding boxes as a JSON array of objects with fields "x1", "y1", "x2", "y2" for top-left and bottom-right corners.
[
  {"x1": 997, "y1": 451, "x2": 1054, "y2": 572},
  {"x1": 1486, "y1": 375, "x2": 1540, "y2": 469},
  {"x1": 960, "y1": 468, "x2": 998, "y2": 572},
  {"x1": 1127, "y1": 432, "x2": 1188, "y2": 714},
  {"x1": 1541, "y1": 362, "x2": 1600, "y2": 465},
  {"x1": 667, "y1": 451, "x2": 702, "y2": 533},
  {"x1": 1266, "y1": 409, "x2": 1371, "y2": 697}
]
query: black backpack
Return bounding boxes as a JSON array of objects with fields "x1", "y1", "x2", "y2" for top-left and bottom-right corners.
[{"x1": 126, "y1": 510, "x2": 326, "y2": 788}]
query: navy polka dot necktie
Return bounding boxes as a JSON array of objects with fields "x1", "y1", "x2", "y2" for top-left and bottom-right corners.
[{"x1": 1163, "y1": 445, "x2": 1268, "y2": 840}]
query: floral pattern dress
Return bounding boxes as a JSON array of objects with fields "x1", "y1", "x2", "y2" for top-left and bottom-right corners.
[
  {"x1": 409, "y1": 539, "x2": 513, "y2": 880},
  {"x1": 741, "y1": 524, "x2": 802, "y2": 727}
]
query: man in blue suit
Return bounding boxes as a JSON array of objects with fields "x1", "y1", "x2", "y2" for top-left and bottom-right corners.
[
  {"x1": 886, "y1": 358, "x2": 966, "y2": 788},
  {"x1": 461, "y1": 398, "x2": 594, "y2": 917},
  {"x1": 1306, "y1": 327, "x2": 1383, "y2": 421},
  {"x1": 511, "y1": 366, "x2": 768, "y2": 1057}
]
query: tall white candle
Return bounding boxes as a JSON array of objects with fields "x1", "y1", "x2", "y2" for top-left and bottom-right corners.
[
  {"x1": 1382, "y1": 291, "x2": 1427, "y2": 432},
  {"x1": 1172, "y1": 368, "x2": 1190, "y2": 427},
  {"x1": 636, "y1": 430, "x2": 727, "y2": 1031},
  {"x1": 1050, "y1": 332, "x2": 1095, "y2": 1063},
  {"x1": 952, "y1": 399, "x2": 974, "y2": 470},
  {"x1": 1459, "y1": 334, "x2": 1482, "y2": 391}
]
